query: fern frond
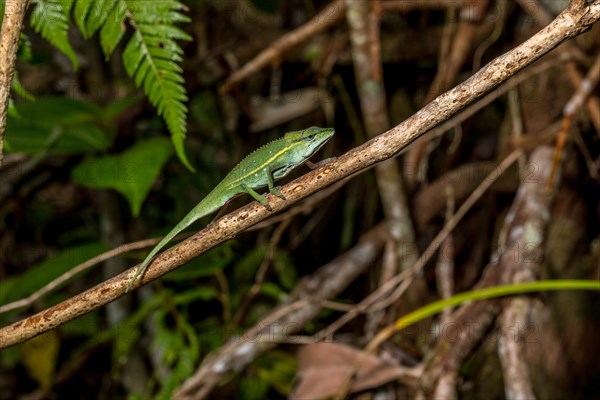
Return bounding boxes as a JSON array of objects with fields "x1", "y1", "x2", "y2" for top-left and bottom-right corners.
[
  {"x1": 74, "y1": 0, "x2": 194, "y2": 171},
  {"x1": 31, "y1": 0, "x2": 79, "y2": 70}
]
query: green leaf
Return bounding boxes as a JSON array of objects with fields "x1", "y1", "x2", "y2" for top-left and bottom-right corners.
[
  {"x1": 99, "y1": 1, "x2": 126, "y2": 56},
  {"x1": 17, "y1": 33, "x2": 33, "y2": 63},
  {"x1": 10, "y1": 97, "x2": 102, "y2": 125},
  {"x1": 84, "y1": 0, "x2": 118, "y2": 37},
  {"x1": 74, "y1": 0, "x2": 194, "y2": 170},
  {"x1": 71, "y1": 137, "x2": 173, "y2": 216},
  {"x1": 5, "y1": 97, "x2": 111, "y2": 154},
  {"x1": 0, "y1": 243, "x2": 109, "y2": 307},
  {"x1": 393, "y1": 280, "x2": 600, "y2": 331},
  {"x1": 30, "y1": 0, "x2": 79, "y2": 70},
  {"x1": 73, "y1": 0, "x2": 94, "y2": 36},
  {"x1": 11, "y1": 72, "x2": 35, "y2": 101},
  {"x1": 123, "y1": 28, "x2": 193, "y2": 171}
]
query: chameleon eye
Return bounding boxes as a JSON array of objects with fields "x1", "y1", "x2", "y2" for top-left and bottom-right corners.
[{"x1": 303, "y1": 127, "x2": 318, "y2": 139}]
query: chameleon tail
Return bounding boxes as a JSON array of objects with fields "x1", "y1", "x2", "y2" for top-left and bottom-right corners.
[{"x1": 125, "y1": 194, "x2": 225, "y2": 292}]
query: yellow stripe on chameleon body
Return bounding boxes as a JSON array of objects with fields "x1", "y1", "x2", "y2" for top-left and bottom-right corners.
[{"x1": 223, "y1": 141, "x2": 301, "y2": 190}]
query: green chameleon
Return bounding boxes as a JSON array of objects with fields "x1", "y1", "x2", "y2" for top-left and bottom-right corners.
[{"x1": 126, "y1": 126, "x2": 335, "y2": 292}]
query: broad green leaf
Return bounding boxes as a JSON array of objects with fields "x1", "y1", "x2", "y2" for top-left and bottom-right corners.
[
  {"x1": 0, "y1": 243, "x2": 109, "y2": 306},
  {"x1": 5, "y1": 97, "x2": 111, "y2": 154},
  {"x1": 71, "y1": 138, "x2": 173, "y2": 216},
  {"x1": 9, "y1": 97, "x2": 103, "y2": 125},
  {"x1": 5, "y1": 122, "x2": 109, "y2": 154}
]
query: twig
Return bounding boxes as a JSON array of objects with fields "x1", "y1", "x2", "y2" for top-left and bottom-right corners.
[
  {"x1": 548, "y1": 54, "x2": 600, "y2": 187},
  {"x1": 1, "y1": 0, "x2": 599, "y2": 349},
  {"x1": 517, "y1": 0, "x2": 600, "y2": 134},
  {"x1": 0, "y1": 236, "x2": 186, "y2": 315},
  {"x1": 220, "y1": 0, "x2": 346, "y2": 93},
  {"x1": 0, "y1": 0, "x2": 29, "y2": 167}
]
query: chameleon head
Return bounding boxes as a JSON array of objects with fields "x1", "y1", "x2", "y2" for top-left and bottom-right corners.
[{"x1": 285, "y1": 126, "x2": 335, "y2": 158}]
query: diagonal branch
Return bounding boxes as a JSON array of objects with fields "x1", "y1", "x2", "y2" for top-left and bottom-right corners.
[{"x1": 1, "y1": 0, "x2": 599, "y2": 350}]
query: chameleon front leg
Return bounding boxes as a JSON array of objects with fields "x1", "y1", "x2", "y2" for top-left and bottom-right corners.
[
  {"x1": 241, "y1": 183, "x2": 272, "y2": 211},
  {"x1": 266, "y1": 165, "x2": 286, "y2": 200},
  {"x1": 240, "y1": 166, "x2": 287, "y2": 212}
]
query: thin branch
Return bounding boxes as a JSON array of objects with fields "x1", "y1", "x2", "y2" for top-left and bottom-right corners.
[
  {"x1": 1, "y1": 0, "x2": 599, "y2": 350},
  {"x1": 220, "y1": 0, "x2": 346, "y2": 93},
  {"x1": 549, "y1": 53, "x2": 600, "y2": 186},
  {"x1": 0, "y1": 0, "x2": 29, "y2": 167},
  {"x1": 0, "y1": 237, "x2": 170, "y2": 314}
]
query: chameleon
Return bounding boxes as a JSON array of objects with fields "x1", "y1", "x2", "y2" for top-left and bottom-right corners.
[{"x1": 126, "y1": 126, "x2": 335, "y2": 292}]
